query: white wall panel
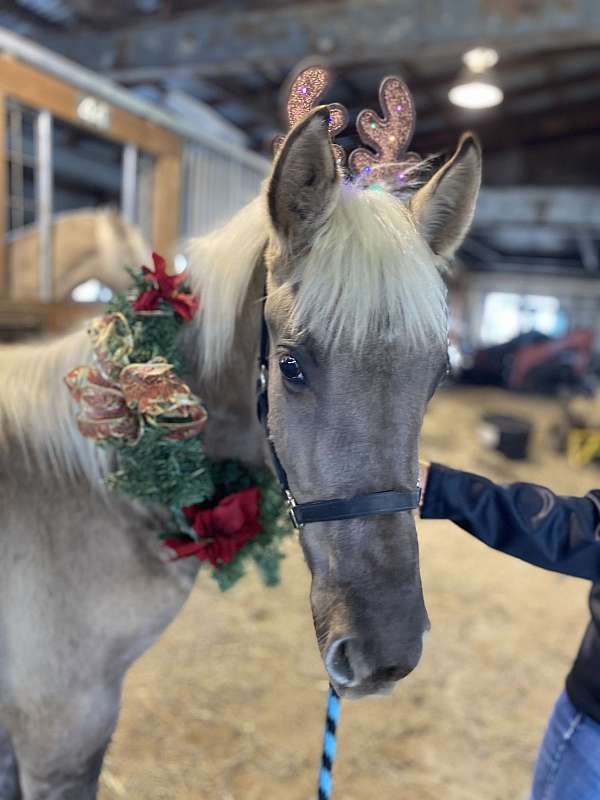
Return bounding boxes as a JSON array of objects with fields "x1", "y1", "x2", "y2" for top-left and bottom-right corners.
[{"x1": 181, "y1": 143, "x2": 268, "y2": 238}]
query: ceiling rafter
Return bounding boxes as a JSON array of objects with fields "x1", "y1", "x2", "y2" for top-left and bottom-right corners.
[{"x1": 44, "y1": 0, "x2": 600, "y2": 75}]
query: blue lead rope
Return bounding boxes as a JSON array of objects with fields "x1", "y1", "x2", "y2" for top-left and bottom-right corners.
[{"x1": 318, "y1": 685, "x2": 341, "y2": 799}]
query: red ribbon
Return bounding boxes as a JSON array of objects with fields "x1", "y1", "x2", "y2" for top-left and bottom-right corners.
[
  {"x1": 166, "y1": 487, "x2": 262, "y2": 567},
  {"x1": 133, "y1": 252, "x2": 199, "y2": 320}
]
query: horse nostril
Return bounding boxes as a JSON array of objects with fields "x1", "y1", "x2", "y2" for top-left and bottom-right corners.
[{"x1": 325, "y1": 637, "x2": 357, "y2": 687}]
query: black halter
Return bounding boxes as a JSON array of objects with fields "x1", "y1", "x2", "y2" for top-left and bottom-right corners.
[{"x1": 256, "y1": 304, "x2": 421, "y2": 530}]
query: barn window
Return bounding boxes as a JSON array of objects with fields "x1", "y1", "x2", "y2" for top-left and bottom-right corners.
[
  {"x1": 173, "y1": 253, "x2": 188, "y2": 273},
  {"x1": 71, "y1": 279, "x2": 113, "y2": 303},
  {"x1": 480, "y1": 292, "x2": 565, "y2": 345}
]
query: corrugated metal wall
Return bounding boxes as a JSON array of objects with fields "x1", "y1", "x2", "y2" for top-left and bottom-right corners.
[{"x1": 180, "y1": 144, "x2": 268, "y2": 238}]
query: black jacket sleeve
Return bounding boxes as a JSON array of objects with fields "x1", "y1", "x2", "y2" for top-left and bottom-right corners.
[{"x1": 421, "y1": 463, "x2": 600, "y2": 581}]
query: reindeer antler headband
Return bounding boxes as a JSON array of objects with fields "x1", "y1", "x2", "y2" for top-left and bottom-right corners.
[
  {"x1": 273, "y1": 67, "x2": 420, "y2": 189},
  {"x1": 348, "y1": 76, "x2": 420, "y2": 187},
  {"x1": 272, "y1": 65, "x2": 348, "y2": 168}
]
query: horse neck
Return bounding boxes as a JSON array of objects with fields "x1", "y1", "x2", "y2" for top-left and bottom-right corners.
[{"x1": 183, "y1": 261, "x2": 266, "y2": 468}]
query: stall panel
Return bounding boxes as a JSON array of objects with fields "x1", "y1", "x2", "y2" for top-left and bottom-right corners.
[
  {"x1": 181, "y1": 144, "x2": 267, "y2": 238},
  {"x1": 0, "y1": 53, "x2": 181, "y2": 316},
  {"x1": 6, "y1": 100, "x2": 37, "y2": 233},
  {"x1": 5, "y1": 104, "x2": 151, "y2": 304}
]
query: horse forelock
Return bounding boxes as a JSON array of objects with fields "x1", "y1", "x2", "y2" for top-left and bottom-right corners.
[
  {"x1": 286, "y1": 184, "x2": 448, "y2": 353},
  {"x1": 188, "y1": 181, "x2": 447, "y2": 378}
]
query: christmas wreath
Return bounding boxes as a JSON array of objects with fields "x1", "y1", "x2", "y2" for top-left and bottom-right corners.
[{"x1": 65, "y1": 253, "x2": 290, "y2": 591}]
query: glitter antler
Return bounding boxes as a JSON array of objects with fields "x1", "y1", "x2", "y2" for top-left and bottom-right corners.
[
  {"x1": 273, "y1": 65, "x2": 348, "y2": 167},
  {"x1": 348, "y1": 76, "x2": 420, "y2": 188}
]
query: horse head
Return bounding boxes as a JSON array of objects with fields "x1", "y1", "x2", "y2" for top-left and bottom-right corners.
[{"x1": 263, "y1": 107, "x2": 481, "y2": 697}]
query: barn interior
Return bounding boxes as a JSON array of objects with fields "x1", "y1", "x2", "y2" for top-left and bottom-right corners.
[{"x1": 0, "y1": 2, "x2": 599, "y2": 799}]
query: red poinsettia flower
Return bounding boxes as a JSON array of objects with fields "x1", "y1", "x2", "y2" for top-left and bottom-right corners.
[
  {"x1": 166, "y1": 487, "x2": 262, "y2": 567},
  {"x1": 132, "y1": 252, "x2": 199, "y2": 320}
]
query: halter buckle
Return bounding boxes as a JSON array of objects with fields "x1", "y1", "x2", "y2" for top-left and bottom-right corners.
[{"x1": 285, "y1": 490, "x2": 302, "y2": 530}]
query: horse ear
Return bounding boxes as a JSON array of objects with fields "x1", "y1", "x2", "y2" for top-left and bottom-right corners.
[
  {"x1": 268, "y1": 106, "x2": 339, "y2": 248},
  {"x1": 410, "y1": 133, "x2": 481, "y2": 259}
]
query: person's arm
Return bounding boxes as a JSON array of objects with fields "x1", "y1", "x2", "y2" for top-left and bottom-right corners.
[{"x1": 420, "y1": 462, "x2": 600, "y2": 581}]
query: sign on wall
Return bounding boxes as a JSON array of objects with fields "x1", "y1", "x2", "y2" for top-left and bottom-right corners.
[{"x1": 76, "y1": 95, "x2": 111, "y2": 131}]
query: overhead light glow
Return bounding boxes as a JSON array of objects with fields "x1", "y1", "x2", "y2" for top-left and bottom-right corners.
[
  {"x1": 448, "y1": 80, "x2": 503, "y2": 110},
  {"x1": 462, "y1": 47, "x2": 499, "y2": 71},
  {"x1": 449, "y1": 46, "x2": 503, "y2": 109}
]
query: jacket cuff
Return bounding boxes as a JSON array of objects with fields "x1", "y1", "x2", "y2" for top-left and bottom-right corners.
[
  {"x1": 421, "y1": 462, "x2": 453, "y2": 519},
  {"x1": 587, "y1": 490, "x2": 600, "y2": 540}
]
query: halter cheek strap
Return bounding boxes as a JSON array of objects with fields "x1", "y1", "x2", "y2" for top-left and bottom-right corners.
[{"x1": 256, "y1": 308, "x2": 420, "y2": 530}]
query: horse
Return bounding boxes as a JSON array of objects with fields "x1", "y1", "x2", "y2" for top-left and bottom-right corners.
[
  {"x1": 0, "y1": 107, "x2": 481, "y2": 799},
  {"x1": 7, "y1": 208, "x2": 149, "y2": 301}
]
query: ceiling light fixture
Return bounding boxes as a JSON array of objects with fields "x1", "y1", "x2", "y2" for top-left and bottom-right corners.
[{"x1": 449, "y1": 47, "x2": 504, "y2": 110}]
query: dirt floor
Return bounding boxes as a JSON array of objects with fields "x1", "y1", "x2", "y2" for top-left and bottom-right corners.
[{"x1": 97, "y1": 387, "x2": 599, "y2": 800}]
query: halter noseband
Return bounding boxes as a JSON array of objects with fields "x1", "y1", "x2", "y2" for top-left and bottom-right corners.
[{"x1": 256, "y1": 302, "x2": 421, "y2": 530}]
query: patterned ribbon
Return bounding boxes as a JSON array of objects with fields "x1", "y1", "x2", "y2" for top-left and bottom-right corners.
[
  {"x1": 65, "y1": 312, "x2": 207, "y2": 443},
  {"x1": 318, "y1": 685, "x2": 341, "y2": 800}
]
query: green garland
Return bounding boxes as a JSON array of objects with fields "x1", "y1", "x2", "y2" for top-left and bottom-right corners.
[{"x1": 67, "y1": 259, "x2": 291, "y2": 591}]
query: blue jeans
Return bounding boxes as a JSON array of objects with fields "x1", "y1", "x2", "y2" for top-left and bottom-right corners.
[{"x1": 530, "y1": 691, "x2": 600, "y2": 799}]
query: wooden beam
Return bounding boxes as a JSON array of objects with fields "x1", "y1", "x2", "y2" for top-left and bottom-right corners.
[
  {"x1": 48, "y1": 0, "x2": 600, "y2": 76},
  {"x1": 152, "y1": 152, "x2": 182, "y2": 257},
  {"x1": 413, "y1": 97, "x2": 600, "y2": 156},
  {"x1": 0, "y1": 300, "x2": 106, "y2": 338},
  {"x1": 0, "y1": 55, "x2": 180, "y2": 157},
  {"x1": 475, "y1": 188, "x2": 600, "y2": 230}
]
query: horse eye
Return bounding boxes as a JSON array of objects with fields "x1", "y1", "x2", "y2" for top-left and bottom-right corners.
[{"x1": 279, "y1": 355, "x2": 305, "y2": 384}]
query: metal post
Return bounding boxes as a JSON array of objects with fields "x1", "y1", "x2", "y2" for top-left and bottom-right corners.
[
  {"x1": 0, "y1": 94, "x2": 7, "y2": 297},
  {"x1": 9, "y1": 105, "x2": 24, "y2": 230},
  {"x1": 35, "y1": 109, "x2": 53, "y2": 302},
  {"x1": 121, "y1": 143, "x2": 138, "y2": 224}
]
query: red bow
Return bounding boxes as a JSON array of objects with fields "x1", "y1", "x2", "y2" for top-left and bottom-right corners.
[
  {"x1": 166, "y1": 487, "x2": 262, "y2": 566},
  {"x1": 133, "y1": 252, "x2": 199, "y2": 320}
]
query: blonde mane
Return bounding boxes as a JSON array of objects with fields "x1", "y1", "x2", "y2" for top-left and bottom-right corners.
[
  {"x1": 189, "y1": 181, "x2": 447, "y2": 375},
  {"x1": 0, "y1": 330, "x2": 107, "y2": 482},
  {"x1": 188, "y1": 195, "x2": 268, "y2": 375}
]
